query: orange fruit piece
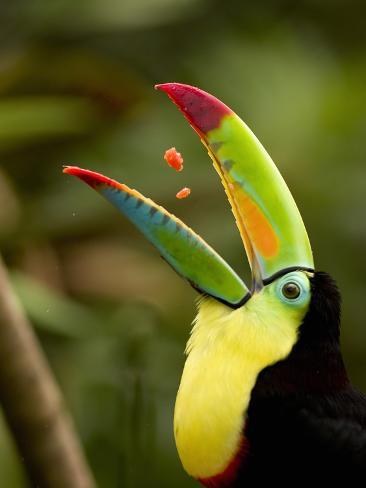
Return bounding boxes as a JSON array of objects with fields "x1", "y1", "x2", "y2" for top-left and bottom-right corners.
[
  {"x1": 164, "y1": 147, "x2": 184, "y2": 172},
  {"x1": 176, "y1": 187, "x2": 191, "y2": 199}
]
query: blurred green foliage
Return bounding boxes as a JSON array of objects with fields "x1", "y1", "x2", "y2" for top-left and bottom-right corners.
[{"x1": 0, "y1": 0, "x2": 365, "y2": 486}]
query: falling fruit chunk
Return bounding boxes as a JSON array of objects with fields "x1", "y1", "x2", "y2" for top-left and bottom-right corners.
[
  {"x1": 176, "y1": 187, "x2": 191, "y2": 199},
  {"x1": 164, "y1": 147, "x2": 184, "y2": 172}
]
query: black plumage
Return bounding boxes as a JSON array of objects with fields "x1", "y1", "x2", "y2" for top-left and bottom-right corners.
[{"x1": 234, "y1": 272, "x2": 366, "y2": 484}]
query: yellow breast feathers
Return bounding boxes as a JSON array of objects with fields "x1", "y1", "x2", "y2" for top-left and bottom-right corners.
[{"x1": 174, "y1": 294, "x2": 300, "y2": 479}]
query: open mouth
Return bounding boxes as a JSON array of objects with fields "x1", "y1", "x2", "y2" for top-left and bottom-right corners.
[{"x1": 64, "y1": 83, "x2": 314, "y2": 307}]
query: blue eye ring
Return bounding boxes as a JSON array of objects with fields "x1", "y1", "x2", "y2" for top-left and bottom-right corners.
[{"x1": 275, "y1": 272, "x2": 310, "y2": 305}]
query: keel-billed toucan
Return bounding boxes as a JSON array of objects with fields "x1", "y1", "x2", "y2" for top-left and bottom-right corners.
[{"x1": 64, "y1": 84, "x2": 366, "y2": 485}]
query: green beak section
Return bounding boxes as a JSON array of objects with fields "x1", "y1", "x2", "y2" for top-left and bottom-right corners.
[
  {"x1": 63, "y1": 166, "x2": 249, "y2": 306},
  {"x1": 156, "y1": 83, "x2": 314, "y2": 286}
]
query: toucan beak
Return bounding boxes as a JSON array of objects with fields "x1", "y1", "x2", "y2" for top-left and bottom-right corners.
[
  {"x1": 155, "y1": 83, "x2": 314, "y2": 289},
  {"x1": 63, "y1": 166, "x2": 249, "y2": 307},
  {"x1": 64, "y1": 83, "x2": 314, "y2": 307}
]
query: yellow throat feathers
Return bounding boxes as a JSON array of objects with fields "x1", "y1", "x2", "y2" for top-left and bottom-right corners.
[{"x1": 174, "y1": 292, "x2": 305, "y2": 479}]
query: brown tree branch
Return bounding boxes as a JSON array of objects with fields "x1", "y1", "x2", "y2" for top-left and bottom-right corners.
[{"x1": 0, "y1": 255, "x2": 96, "y2": 488}]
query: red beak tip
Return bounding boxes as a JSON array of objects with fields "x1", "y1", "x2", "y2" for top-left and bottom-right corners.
[
  {"x1": 63, "y1": 166, "x2": 126, "y2": 192},
  {"x1": 62, "y1": 166, "x2": 105, "y2": 189},
  {"x1": 62, "y1": 165, "x2": 75, "y2": 174},
  {"x1": 154, "y1": 82, "x2": 179, "y2": 92},
  {"x1": 155, "y1": 82, "x2": 231, "y2": 134}
]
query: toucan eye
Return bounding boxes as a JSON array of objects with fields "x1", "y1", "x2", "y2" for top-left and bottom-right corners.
[{"x1": 281, "y1": 282, "x2": 301, "y2": 300}]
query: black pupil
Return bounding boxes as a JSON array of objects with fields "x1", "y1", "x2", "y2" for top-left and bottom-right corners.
[{"x1": 282, "y1": 282, "x2": 300, "y2": 299}]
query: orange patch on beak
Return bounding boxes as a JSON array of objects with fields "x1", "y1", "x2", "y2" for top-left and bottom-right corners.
[{"x1": 231, "y1": 182, "x2": 279, "y2": 259}]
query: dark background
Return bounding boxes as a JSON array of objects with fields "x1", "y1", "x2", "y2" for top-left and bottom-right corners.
[{"x1": 0, "y1": 0, "x2": 365, "y2": 486}]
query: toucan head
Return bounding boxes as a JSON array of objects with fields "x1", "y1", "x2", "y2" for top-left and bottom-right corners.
[{"x1": 64, "y1": 82, "x2": 314, "y2": 325}]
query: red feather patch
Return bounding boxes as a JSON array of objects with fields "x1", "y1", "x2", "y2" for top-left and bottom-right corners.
[{"x1": 198, "y1": 436, "x2": 249, "y2": 488}]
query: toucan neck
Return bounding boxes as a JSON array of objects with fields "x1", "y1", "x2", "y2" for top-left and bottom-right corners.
[
  {"x1": 253, "y1": 336, "x2": 349, "y2": 395},
  {"x1": 254, "y1": 271, "x2": 350, "y2": 395}
]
